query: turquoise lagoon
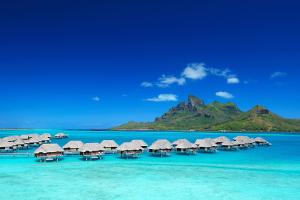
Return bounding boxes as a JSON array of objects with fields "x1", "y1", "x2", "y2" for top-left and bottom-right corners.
[{"x1": 1, "y1": 130, "x2": 300, "y2": 200}]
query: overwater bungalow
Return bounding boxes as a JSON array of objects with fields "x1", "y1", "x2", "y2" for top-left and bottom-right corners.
[
  {"x1": 41, "y1": 133, "x2": 52, "y2": 139},
  {"x1": 0, "y1": 141, "x2": 15, "y2": 152},
  {"x1": 131, "y1": 140, "x2": 148, "y2": 150},
  {"x1": 79, "y1": 143, "x2": 105, "y2": 160},
  {"x1": 27, "y1": 134, "x2": 40, "y2": 139},
  {"x1": 233, "y1": 136, "x2": 255, "y2": 148},
  {"x1": 220, "y1": 141, "x2": 238, "y2": 151},
  {"x1": 63, "y1": 141, "x2": 84, "y2": 154},
  {"x1": 99, "y1": 140, "x2": 119, "y2": 153},
  {"x1": 232, "y1": 140, "x2": 248, "y2": 149},
  {"x1": 117, "y1": 142, "x2": 143, "y2": 158},
  {"x1": 34, "y1": 144, "x2": 64, "y2": 162},
  {"x1": 26, "y1": 136, "x2": 41, "y2": 147},
  {"x1": 54, "y1": 133, "x2": 68, "y2": 139},
  {"x1": 195, "y1": 139, "x2": 217, "y2": 153},
  {"x1": 148, "y1": 139, "x2": 172, "y2": 157},
  {"x1": 213, "y1": 136, "x2": 230, "y2": 146},
  {"x1": 174, "y1": 139, "x2": 197, "y2": 155},
  {"x1": 172, "y1": 139, "x2": 185, "y2": 148},
  {"x1": 254, "y1": 137, "x2": 271, "y2": 146},
  {"x1": 13, "y1": 139, "x2": 28, "y2": 149},
  {"x1": 20, "y1": 135, "x2": 30, "y2": 140},
  {"x1": 2, "y1": 135, "x2": 20, "y2": 142},
  {"x1": 39, "y1": 135, "x2": 51, "y2": 144}
]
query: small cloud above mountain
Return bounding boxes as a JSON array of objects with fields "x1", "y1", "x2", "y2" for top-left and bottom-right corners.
[
  {"x1": 145, "y1": 94, "x2": 178, "y2": 102},
  {"x1": 215, "y1": 91, "x2": 234, "y2": 99}
]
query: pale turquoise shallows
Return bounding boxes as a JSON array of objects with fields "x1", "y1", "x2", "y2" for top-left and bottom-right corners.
[{"x1": 1, "y1": 130, "x2": 300, "y2": 200}]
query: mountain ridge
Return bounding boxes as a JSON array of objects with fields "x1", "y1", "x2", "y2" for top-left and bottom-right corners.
[{"x1": 113, "y1": 95, "x2": 300, "y2": 132}]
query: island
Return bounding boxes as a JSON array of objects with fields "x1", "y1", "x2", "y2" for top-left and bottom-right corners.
[{"x1": 113, "y1": 95, "x2": 300, "y2": 132}]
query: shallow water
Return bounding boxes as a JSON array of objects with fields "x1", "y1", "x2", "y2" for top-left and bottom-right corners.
[{"x1": 1, "y1": 130, "x2": 300, "y2": 200}]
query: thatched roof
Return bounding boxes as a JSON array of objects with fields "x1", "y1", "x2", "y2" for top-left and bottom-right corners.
[
  {"x1": 41, "y1": 133, "x2": 51, "y2": 138},
  {"x1": 79, "y1": 143, "x2": 105, "y2": 152},
  {"x1": 20, "y1": 135, "x2": 30, "y2": 140},
  {"x1": 14, "y1": 139, "x2": 25, "y2": 146},
  {"x1": 2, "y1": 136, "x2": 20, "y2": 142},
  {"x1": 117, "y1": 142, "x2": 143, "y2": 151},
  {"x1": 26, "y1": 136, "x2": 40, "y2": 144},
  {"x1": 254, "y1": 137, "x2": 268, "y2": 143},
  {"x1": 34, "y1": 144, "x2": 63, "y2": 154},
  {"x1": 233, "y1": 136, "x2": 254, "y2": 144},
  {"x1": 100, "y1": 140, "x2": 119, "y2": 148},
  {"x1": 131, "y1": 140, "x2": 148, "y2": 147},
  {"x1": 231, "y1": 141, "x2": 241, "y2": 146},
  {"x1": 222, "y1": 141, "x2": 235, "y2": 146},
  {"x1": 234, "y1": 136, "x2": 250, "y2": 141},
  {"x1": 149, "y1": 139, "x2": 172, "y2": 150},
  {"x1": 63, "y1": 141, "x2": 84, "y2": 149},
  {"x1": 0, "y1": 141, "x2": 14, "y2": 148},
  {"x1": 173, "y1": 139, "x2": 191, "y2": 146},
  {"x1": 27, "y1": 134, "x2": 39, "y2": 138},
  {"x1": 175, "y1": 139, "x2": 197, "y2": 149},
  {"x1": 55, "y1": 133, "x2": 68, "y2": 137},
  {"x1": 213, "y1": 136, "x2": 230, "y2": 143},
  {"x1": 39, "y1": 135, "x2": 51, "y2": 141},
  {"x1": 21, "y1": 134, "x2": 39, "y2": 140},
  {"x1": 195, "y1": 139, "x2": 216, "y2": 148}
]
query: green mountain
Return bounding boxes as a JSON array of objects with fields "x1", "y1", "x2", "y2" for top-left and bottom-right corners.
[{"x1": 113, "y1": 95, "x2": 300, "y2": 132}]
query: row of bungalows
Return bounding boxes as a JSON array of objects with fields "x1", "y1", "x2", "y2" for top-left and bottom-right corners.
[
  {"x1": 62, "y1": 140, "x2": 120, "y2": 155},
  {"x1": 35, "y1": 142, "x2": 106, "y2": 161},
  {"x1": 62, "y1": 141, "x2": 106, "y2": 159},
  {"x1": 32, "y1": 136, "x2": 271, "y2": 162},
  {"x1": 0, "y1": 133, "x2": 52, "y2": 152},
  {"x1": 212, "y1": 136, "x2": 271, "y2": 151}
]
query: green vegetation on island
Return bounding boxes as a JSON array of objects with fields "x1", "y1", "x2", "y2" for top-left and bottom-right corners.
[{"x1": 113, "y1": 95, "x2": 300, "y2": 132}]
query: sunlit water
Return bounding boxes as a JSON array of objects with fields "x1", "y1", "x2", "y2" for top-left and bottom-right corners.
[{"x1": 1, "y1": 130, "x2": 300, "y2": 200}]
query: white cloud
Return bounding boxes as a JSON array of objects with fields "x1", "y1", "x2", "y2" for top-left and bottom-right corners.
[
  {"x1": 270, "y1": 71, "x2": 287, "y2": 79},
  {"x1": 208, "y1": 68, "x2": 231, "y2": 77},
  {"x1": 141, "y1": 62, "x2": 240, "y2": 88},
  {"x1": 140, "y1": 81, "x2": 153, "y2": 87},
  {"x1": 156, "y1": 75, "x2": 186, "y2": 88},
  {"x1": 215, "y1": 91, "x2": 234, "y2": 99},
  {"x1": 181, "y1": 63, "x2": 208, "y2": 80},
  {"x1": 145, "y1": 94, "x2": 178, "y2": 102},
  {"x1": 92, "y1": 96, "x2": 100, "y2": 102},
  {"x1": 227, "y1": 77, "x2": 240, "y2": 84}
]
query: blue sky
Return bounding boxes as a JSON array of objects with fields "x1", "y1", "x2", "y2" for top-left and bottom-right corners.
[{"x1": 0, "y1": 0, "x2": 299, "y2": 128}]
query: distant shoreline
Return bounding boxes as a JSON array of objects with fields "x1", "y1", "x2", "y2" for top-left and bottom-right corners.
[
  {"x1": 108, "y1": 129, "x2": 300, "y2": 134},
  {"x1": 1, "y1": 128, "x2": 299, "y2": 134}
]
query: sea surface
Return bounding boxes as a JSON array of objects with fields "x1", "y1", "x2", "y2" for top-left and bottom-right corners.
[{"x1": 1, "y1": 130, "x2": 300, "y2": 200}]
